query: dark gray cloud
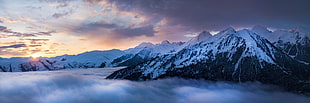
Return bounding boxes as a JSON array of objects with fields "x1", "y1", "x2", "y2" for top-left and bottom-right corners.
[
  {"x1": 106, "y1": 0, "x2": 310, "y2": 30},
  {"x1": 75, "y1": 22, "x2": 118, "y2": 32},
  {"x1": 0, "y1": 70, "x2": 310, "y2": 103},
  {"x1": 0, "y1": 44, "x2": 26, "y2": 49},
  {"x1": 33, "y1": 31, "x2": 55, "y2": 36},
  {"x1": 52, "y1": 11, "x2": 73, "y2": 19},
  {"x1": 0, "y1": 25, "x2": 36, "y2": 37},
  {"x1": 73, "y1": 22, "x2": 156, "y2": 38},
  {"x1": 0, "y1": 20, "x2": 3, "y2": 23},
  {"x1": 114, "y1": 25, "x2": 156, "y2": 37},
  {"x1": 0, "y1": 25, "x2": 54, "y2": 37},
  {"x1": 0, "y1": 25, "x2": 8, "y2": 32}
]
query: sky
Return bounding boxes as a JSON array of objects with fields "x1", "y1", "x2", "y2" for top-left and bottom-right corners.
[{"x1": 0, "y1": 0, "x2": 309, "y2": 58}]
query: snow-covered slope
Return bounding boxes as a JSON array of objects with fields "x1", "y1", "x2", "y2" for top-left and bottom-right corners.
[
  {"x1": 111, "y1": 40, "x2": 184, "y2": 67},
  {"x1": 0, "y1": 49, "x2": 125, "y2": 72},
  {"x1": 111, "y1": 31, "x2": 212, "y2": 67},
  {"x1": 0, "y1": 57, "x2": 32, "y2": 72},
  {"x1": 183, "y1": 31, "x2": 213, "y2": 47},
  {"x1": 190, "y1": 31, "x2": 212, "y2": 42},
  {"x1": 252, "y1": 25, "x2": 310, "y2": 63},
  {"x1": 107, "y1": 28, "x2": 310, "y2": 91},
  {"x1": 49, "y1": 49, "x2": 125, "y2": 67},
  {"x1": 252, "y1": 25, "x2": 273, "y2": 41},
  {"x1": 126, "y1": 40, "x2": 184, "y2": 56}
]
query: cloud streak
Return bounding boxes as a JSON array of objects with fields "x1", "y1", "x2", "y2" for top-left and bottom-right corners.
[
  {"x1": 0, "y1": 44, "x2": 26, "y2": 49},
  {"x1": 0, "y1": 16, "x2": 22, "y2": 23},
  {"x1": 52, "y1": 11, "x2": 73, "y2": 19},
  {"x1": 0, "y1": 44, "x2": 28, "y2": 56},
  {"x1": 0, "y1": 49, "x2": 27, "y2": 56},
  {"x1": 0, "y1": 26, "x2": 55, "y2": 38},
  {"x1": 0, "y1": 69, "x2": 309, "y2": 103}
]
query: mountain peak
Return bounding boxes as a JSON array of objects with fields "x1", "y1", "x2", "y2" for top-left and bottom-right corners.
[
  {"x1": 136, "y1": 42, "x2": 154, "y2": 48},
  {"x1": 235, "y1": 29, "x2": 258, "y2": 41},
  {"x1": 225, "y1": 27, "x2": 235, "y2": 31},
  {"x1": 218, "y1": 27, "x2": 236, "y2": 35},
  {"x1": 161, "y1": 40, "x2": 170, "y2": 44},
  {"x1": 196, "y1": 31, "x2": 212, "y2": 42}
]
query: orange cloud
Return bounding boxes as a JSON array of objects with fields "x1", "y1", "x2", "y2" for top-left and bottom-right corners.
[{"x1": 0, "y1": 16, "x2": 22, "y2": 23}]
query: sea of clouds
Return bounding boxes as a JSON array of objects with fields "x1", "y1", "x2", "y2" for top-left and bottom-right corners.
[{"x1": 1, "y1": 68, "x2": 310, "y2": 103}]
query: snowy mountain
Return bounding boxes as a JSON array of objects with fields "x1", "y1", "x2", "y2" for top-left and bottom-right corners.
[
  {"x1": 107, "y1": 28, "x2": 310, "y2": 91},
  {"x1": 191, "y1": 31, "x2": 212, "y2": 42},
  {"x1": 0, "y1": 49, "x2": 125, "y2": 72},
  {"x1": 111, "y1": 30, "x2": 211, "y2": 68},
  {"x1": 111, "y1": 40, "x2": 184, "y2": 67},
  {"x1": 252, "y1": 25, "x2": 310, "y2": 63},
  {"x1": 0, "y1": 57, "x2": 32, "y2": 72}
]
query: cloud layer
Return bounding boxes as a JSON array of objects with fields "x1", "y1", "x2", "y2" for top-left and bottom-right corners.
[{"x1": 1, "y1": 68, "x2": 309, "y2": 103}]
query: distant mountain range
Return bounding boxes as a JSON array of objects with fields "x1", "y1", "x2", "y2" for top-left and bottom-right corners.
[
  {"x1": 1, "y1": 25, "x2": 310, "y2": 92},
  {"x1": 0, "y1": 39, "x2": 184, "y2": 72}
]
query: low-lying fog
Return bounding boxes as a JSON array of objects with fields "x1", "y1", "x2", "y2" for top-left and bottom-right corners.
[{"x1": 1, "y1": 67, "x2": 309, "y2": 103}]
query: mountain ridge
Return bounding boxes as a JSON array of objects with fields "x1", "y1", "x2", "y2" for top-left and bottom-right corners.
[
  {"x1": 106, "y1": 27, "x2": 310, "y2": 92},
  {"x1": 1, "y1": 26, "x2": 310, "y2": 81}
]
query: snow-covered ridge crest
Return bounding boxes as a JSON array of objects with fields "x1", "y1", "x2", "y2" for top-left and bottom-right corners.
[
  {"x1": 178, "y1": 28, "x2": 277, "y2": 69},
  {"x1": 251, "y1": 25, "x2": 310, "y2": 63},
  {"x1": 107, "y1": 27, "x2": 310, "y2": 88},
  {"x1": 0, "y1": 49, "x2": 125, "y2": 72}
]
